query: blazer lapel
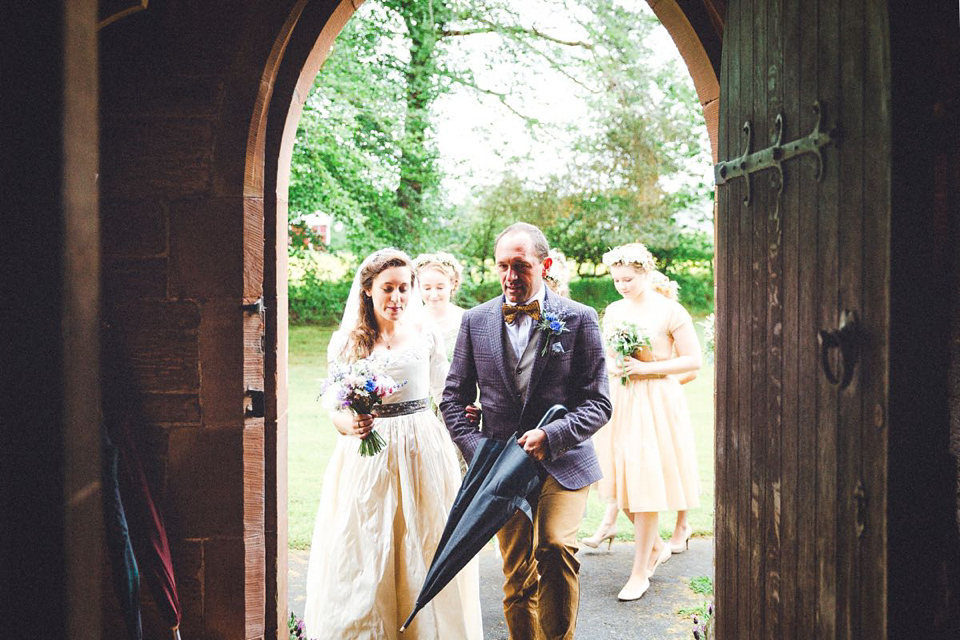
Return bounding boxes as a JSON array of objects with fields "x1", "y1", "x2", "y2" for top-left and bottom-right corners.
[
  {"x1": 524, "y1": 290, "x2": 555, "y2": 409},
  {"x1": 487, "y1": 300, "x2": 519, "y2": 401}
]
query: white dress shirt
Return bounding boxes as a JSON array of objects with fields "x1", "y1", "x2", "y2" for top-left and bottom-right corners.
[{"x1": 505, "y1": 285, "x2": 546, "y2": 359}]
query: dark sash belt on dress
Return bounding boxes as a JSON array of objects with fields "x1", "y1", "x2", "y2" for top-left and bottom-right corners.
[{"x1": 373, "y1": 398, "x2": 429, "y2": 418}]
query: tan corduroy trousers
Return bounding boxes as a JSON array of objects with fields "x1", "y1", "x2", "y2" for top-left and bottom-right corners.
[{"x1": 495, "y1": 475, "x2": 590, "y2": 640}]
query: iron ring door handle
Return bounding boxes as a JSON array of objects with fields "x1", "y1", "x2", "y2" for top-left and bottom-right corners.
[{"x1": 818, "y1": 310, "x2": 860, "y2": 389}]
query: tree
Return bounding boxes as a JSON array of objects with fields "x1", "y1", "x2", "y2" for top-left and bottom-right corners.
[
  {"x1": 290, "y1": 0, "x2": 712, "y2": 272},
  {"x1": 462, "y1": 0, "x2": 713, "y2": 271},
  {"x1": 290, "y1": 0, "x2": 601, "y2": 257},
  {"x1": 289, "y1": 5, "x2": 411, "y2": 255}
]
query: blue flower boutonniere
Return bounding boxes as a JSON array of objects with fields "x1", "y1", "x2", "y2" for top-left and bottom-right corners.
[{"x1": 537, "y1": 307, "x2": 570, "y2": 356}]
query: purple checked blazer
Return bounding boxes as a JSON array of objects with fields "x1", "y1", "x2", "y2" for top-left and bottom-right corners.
[{"x1": 441, "y1": 290, "x2": 612, "y2": 490}]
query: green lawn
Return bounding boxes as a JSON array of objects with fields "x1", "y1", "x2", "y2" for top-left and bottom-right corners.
[
  {"x1": 287, "y1": 325, "x2": 339, "y2": 549},
  {"x1": 287, "y1": 323, "x2": 715, "y2": 549}
]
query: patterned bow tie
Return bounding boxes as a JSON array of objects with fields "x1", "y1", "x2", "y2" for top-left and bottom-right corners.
[{"x1": 502, "y1": 300, "x2": 541, "y2": 324}]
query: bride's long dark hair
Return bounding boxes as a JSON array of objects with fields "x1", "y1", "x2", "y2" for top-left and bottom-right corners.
[{"x1": 342, "y1": 249, "x2": 414, "y2": 362}]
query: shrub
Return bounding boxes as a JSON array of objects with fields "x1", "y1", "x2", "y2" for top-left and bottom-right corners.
[
  {"x1": 286, "y1": 252, "x2": 714, "y2": 325},
  {"x1": 568, "y1": 278, "x2": 620, "y2": 313},
  {"x1": 455, "y1": 278, "x2": 502, "y2": 308},
  {"x1": 288, "y1": 253, "x2": 354, "y2": 325},
  {"x1": 663, "y1": 262, "x2": 714, "y2": 315},
  {"x1": 289, "y1": 273, "x2": 353, "y2": 325}
]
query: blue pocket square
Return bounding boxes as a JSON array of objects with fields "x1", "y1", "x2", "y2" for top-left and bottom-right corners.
[{"x1": 551, "y1": 342, "x2": 565, "y2": 354}]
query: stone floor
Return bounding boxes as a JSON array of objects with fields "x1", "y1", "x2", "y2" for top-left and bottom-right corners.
[{"x1": 288, "y1": 537, "x2": 714, "y2": 639}]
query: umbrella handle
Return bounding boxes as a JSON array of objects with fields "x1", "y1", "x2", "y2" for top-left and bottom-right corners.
[{"x1": 529, "y1": 404, "x2": 568, "y2": 435}]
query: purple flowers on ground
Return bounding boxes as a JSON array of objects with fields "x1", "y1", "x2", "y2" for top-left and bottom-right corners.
[
  {"x1": 288, "y1": 612, "x2": 315, "y2": 640},
  {"x1": 690, "y1": 601, "x2": 714, "y2": 640}
]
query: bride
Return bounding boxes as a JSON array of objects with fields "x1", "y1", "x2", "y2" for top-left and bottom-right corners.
[{"x1": 303, "y1": 249, "x2": 483, "y2": 640}]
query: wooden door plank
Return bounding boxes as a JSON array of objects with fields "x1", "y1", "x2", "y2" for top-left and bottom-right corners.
[
  {"x1": 749, "y1": 0, "x2": 769, "y2": 635},
  {"x1": 749, "y1": 0, "x2": 772, "y2": 635},
  {"x1": 736, "y1": 0, "x2": 755, "y2": 633},
  {"x1": 815, "y1": 0, "x2": 841, "y2": 635},
  {"x1": 859, "y1": 1, "x2": 890, "y2": 636},
  {"x1": 779, "y1": 0, "x2": 803, "y2": 635},
  {"x1": 837, "y1": 0, "x2": 867, "y2": 636},
  {"x1": 764, "y1": 0, "x2": 785, "y2": 635},
  {"x1": 795, "y1": 0, "x2": 821, "y2": 635},
  {"x1": 714, "y1": 0, "x2": 736, "y2": 631},
  {"x1": 728, "y1": 0, "x2": 750, "y2": 637}
]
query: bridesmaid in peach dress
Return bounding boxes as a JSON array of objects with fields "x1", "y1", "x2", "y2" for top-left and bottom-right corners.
[{"x1": 584, "y1": 243, "x2": 702, "y2": 601}]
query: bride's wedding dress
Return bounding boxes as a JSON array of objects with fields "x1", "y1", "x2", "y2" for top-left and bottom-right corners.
[{"x1": 303, "y1": 328, "x2": 482, "y2": 640}]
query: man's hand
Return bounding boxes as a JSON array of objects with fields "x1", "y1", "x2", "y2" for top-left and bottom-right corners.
[{"x1": 517, "y1": 428, "x2": 549, "y2": 461}]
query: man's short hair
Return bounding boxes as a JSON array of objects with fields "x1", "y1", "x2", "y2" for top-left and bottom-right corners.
[{"x1": 494, "y1": 222, "x2": 550, "y2": 262}]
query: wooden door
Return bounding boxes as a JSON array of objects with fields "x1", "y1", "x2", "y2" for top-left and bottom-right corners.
[{"x1": 714, "y1": 0, "x2": 890, "y2": 637}]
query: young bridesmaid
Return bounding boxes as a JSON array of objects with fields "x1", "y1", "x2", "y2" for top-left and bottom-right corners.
[
  {"x1": 412, "y1": 252, "x2": 466, "y2": 362},
  {"x1": 585, "y1": 243, "x2": 702, "y2": 600}
]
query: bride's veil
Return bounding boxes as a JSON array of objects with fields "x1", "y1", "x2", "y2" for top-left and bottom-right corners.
[{"x1": 331, "y1": 249, "x2": 425, "y2": 360}]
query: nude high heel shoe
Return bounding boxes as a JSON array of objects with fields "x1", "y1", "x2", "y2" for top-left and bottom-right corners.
[
  {"x1": 581, "y1": 522, "x2": 617, "y2": 550},
  {"x1": 648, "y1": 541, "x2": 672, "y2": 578},
  {"x1": 617, "y1": 577, "x2": 650, "y2": 601},
  {"x1": 670, "y1": 525, "x2": 693, "y2": 554}
]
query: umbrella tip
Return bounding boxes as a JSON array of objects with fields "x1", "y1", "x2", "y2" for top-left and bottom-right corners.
[{"x1": 401, "y1": 609, "x2": 418, "y2": 633}]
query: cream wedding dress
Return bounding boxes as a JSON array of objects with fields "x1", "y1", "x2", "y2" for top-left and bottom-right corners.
[{"x1": 303, "y1": 328, "x2": 482, "y2": 640}]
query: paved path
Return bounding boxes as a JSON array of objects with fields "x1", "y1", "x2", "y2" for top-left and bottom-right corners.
[{"x1": 289, "y1": 537, "x2": 713, "y2": 639}]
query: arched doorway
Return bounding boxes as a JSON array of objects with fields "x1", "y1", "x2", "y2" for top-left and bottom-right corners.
[{"x1": 255, "y1": 1, "x2": 723, "y2": 636}]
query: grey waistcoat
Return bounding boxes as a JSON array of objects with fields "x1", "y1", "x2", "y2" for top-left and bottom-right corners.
[{"x1": 502, "y1": 321, "x2": 540, "y2": 412}]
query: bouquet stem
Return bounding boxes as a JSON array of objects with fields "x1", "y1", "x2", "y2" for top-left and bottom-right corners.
[{"x1": 359, "y1": 429, "x2": 386, "y2": 456}]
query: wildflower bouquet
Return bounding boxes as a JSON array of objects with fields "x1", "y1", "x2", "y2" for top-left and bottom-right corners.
[
  {"x1": 603, "y1": 321, "x2": 653, "y2": 385},
  {"x1": 321, "y1": 359, "x2": 404, "y2": 456}
]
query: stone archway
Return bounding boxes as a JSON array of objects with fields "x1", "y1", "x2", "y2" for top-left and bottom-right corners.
[{"x1": 254, "y1": 1, "x2": 723, "y2": 636}]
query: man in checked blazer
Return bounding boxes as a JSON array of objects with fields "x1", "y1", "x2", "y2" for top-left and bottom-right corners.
[{"x1": 441, "y1": 222, "x2": 612, "y2": 640}]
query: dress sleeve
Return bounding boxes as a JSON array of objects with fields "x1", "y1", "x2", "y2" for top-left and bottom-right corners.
[
  {"x1": 667, "y1": 301, "x2": 694, "y2": 337},
  {"x1": 426, "y1": 326, "x2": 450, "y2": 406}
]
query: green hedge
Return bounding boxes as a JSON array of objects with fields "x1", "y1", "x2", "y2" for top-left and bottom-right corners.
[
  {"x1": 665, "y1": 268, "x2": 714, "y2": 315},
  {"x1": 288, "y1": 272, "x2": 353, "y2": 325},
  {"x1": 288, "y1": 266, "x2": 713, "y2": 326},
  {"x1": 570, "y1": 271, "x2": 714, "y2": 316},
  {"x1": 455, "y1": 279, "x2": 502, "y2": 308}
]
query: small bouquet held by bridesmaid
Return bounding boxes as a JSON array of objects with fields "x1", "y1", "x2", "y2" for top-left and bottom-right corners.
[
  {"x1": 603, "y1": 321, "x2": 653, "y2": 385},
  {"x1": 321, "y1": 360, "x2": 404, "y2": 456}
]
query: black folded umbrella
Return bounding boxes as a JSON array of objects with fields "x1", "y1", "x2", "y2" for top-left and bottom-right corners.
[{"x1": 401, "y1": 404, "x2": 568, "y2": 633}]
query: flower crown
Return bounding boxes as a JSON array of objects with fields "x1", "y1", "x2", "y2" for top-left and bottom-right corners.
[
  {"x1": 601, "y1": 243, "x2": 657, "y2": 272},
  {"x1": 413, "y1": 251, "x2": 463, "y2": 283},
  {"x1": 649, "y1": 270, "x2": 680, "y2": 300}
]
